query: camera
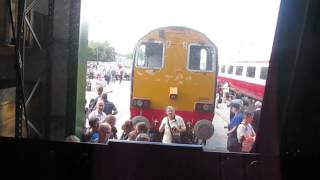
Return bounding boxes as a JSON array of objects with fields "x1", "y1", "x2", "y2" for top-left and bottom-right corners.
[{"x1": 171, "y1": 126, "x2": 178, "y2": 131}]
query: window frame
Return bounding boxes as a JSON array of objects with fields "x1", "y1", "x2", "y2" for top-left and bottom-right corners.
[
  {"x1": 221, "y1": 65, "x2": 226, "y2": 73},
  {"x1": 259, "y1": 66, "x2": 268, "y2": 80},
  {"x1": 235, "y1": 66, "x2": 243, "y2": 76},
  {"x1": 246, "y1": 66, "x2": 256, "y2": 78},
  {"x1": 227, "y1": 65, "x2": 234, "y2": 74},
  {"x1": 187, "y1": 43, "x2": 217, "y2": 73},
  {"x1": 134, "y1": 40, "x2": 165, "y2": 70}
]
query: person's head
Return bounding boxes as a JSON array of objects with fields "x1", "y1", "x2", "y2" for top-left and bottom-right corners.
[
  {"x1": 65, "y1": 135, "x2": 80, "y2": 142},
  {"x1": 235, "y1": 91, "x2": 242, "y2": 99},
  {"x1": 96, "y1": 100, "x2": 104, "y2": 112},
  {"x1": 98, "y1": 123, "x2": 112, "y2": 143},
  {"x1": 97, "y1": 86, "x2": 103, "y2": 96},
  {"x1": 135, "y1": 122, "x2": 148, "y2": 134},
  {"x1": 242, "y1": 97, "x2": 250, "y2": 106},
  {"x1": 122, "y1": 120, "x2": 134, "y2": 133},
  {"x1": 89, "y1": 117, "x2": 99, "y2": 130},
  {"x1": 243, "y1": 111, "x2": 254, "y2": 124},
  {"x1": 136, "y1": 133, "x2": 150, "y2": 141},
  {"x1": 105, "y1": 115, "x2": 116, "y2": 127},
  {"x1": 165, "y1": 106, "x2": 175, "y2": 119},
  {"x1": 231, "y1": 103, "x2": 241, "y2": 113},
  {"x1": 255, "y1": 101, "x2": 262, "y2": 109},
  {"x1": 101, "y1": 92, "x2": 108, "y2": 101}
]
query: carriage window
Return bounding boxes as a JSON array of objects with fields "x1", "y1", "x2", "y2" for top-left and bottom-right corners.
[
  {"x1": 260, "y1": 67, "x2": 268, "y2": 80},
  {"x1": 221, "y1": 65, "x2": 225, "y2": 73},
  {"x1": 236, "y1": 66, "x2": 243, "y2": 76},
  {"x1": 228, "y1": 66, "x2": 234, "y2": 74},
  {"x1": 188, "y1": 45, "x2": 215, "y2": 71},
  {"x1": 135, "y1": 42, "x2": 163, "y2": 68},
  {"x1": 246, "y1": 66, "x2": 256, "y2": 78}
]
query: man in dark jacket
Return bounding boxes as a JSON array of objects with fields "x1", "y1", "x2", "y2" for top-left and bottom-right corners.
[
  {"x1": 252, "y1": 101, "x2": 262, "y2": 134},
  {"x1": 101, "y1": 93, "x2": 118, "y2": 115}
]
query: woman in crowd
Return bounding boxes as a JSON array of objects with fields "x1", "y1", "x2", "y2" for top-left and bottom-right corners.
[{"x1": 237, "y1": 111, "x2": 256, "y2": 152}]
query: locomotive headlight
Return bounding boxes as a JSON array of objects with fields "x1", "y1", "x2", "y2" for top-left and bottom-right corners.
[
  {"x1": 136, "y1": 100, "x2": 143, "y2": 107},
  {"x1": 195, "y1": 102, "x2": 214, "y2": 112},
  {"x1": 132, "y1": 98, "x2": 151, "y2": 108},
  {"x1": 203, "y1": 104, "x2": 209, "y2": 111}
]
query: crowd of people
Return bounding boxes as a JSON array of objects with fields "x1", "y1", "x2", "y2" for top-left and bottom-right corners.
[
  {"x1": 65, "y1": 85, "x2": 187, "y2": 145},
  {"x1": 66, "y1": 80, "x2": 262, "y2": 153},
  {"x1": 220, "y1": 85, "x2": 262, "y2": 153},
  {"x1": 88, "y1": 63, "x2": 131, "y2": 85}
]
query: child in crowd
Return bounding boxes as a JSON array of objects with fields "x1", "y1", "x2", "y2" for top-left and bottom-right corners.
[
  {"x1": 88, "y1": 117, "x2": 100, "y2": 143},
  {"x1": 105, "y1": 115, "x2": 118, "y2": 139},
  {"x1": 120, "y1": 120, "x2": 134, "y2": 140}
]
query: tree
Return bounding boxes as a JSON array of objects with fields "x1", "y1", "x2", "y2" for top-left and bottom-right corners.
[{"x1": 87, "y1": 41, "x2": 116, "y2": 62}]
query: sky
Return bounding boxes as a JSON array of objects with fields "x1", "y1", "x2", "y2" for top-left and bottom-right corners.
[{"x1": 81, "y1": 0, "x2": 281, "y2": 62}]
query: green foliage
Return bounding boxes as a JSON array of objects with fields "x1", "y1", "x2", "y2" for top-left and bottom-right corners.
[{"x1": 87, "y1": 41, "x2": 116, "y2": 62}]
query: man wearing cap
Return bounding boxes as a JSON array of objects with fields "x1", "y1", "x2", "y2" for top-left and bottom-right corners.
[
  {"x1": 227, "y1": 103, "x2": 243, "y2": 152},
  {"x1": 228, "y1": 92, "x2": 244, "y2": 121}
]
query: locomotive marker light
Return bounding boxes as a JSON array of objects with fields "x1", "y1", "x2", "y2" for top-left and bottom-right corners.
[
  {"x1": 137, "y1": 100, "x2": 143, "y2": 107},
  {"x1": 203, "y1": 104, "x2": 209, "y2": 111},
  {"x1": 195, "y1": 102, "x2": 214, "y2": 112},
  {"x1": 132, "y1": 98, "x2": 151, "y2": 108}
]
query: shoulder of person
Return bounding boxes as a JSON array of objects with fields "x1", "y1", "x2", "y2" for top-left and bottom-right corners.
[
  {"x1": 237, "y1": 123, "x2": 246, "y2": 131},
  {"x1": 236, "y1": 112, "x2": 244, "y2": 117},
  {"x1": 248, "y1": 123, "x2": 254, "y2": 129},
  {"x1": 175, "y1": 115, "x2": 185, "y2": 124},
  {"x1": 161, "y1": 116, "x2": 167, "y2": 120},
  {"x1": 175, "y1": 115, "x2": 183, "y2": 120},
  {"x1": 88, "y1": 110, "x2": 96, "y2": 116}
]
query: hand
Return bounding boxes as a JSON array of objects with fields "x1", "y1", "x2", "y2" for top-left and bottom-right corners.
[
  {"x1": 171, "y1": 126, "x2": 179, "y2": 133},
  {"x1": 245, "y1": 135, "x2": 254, "y2": 142},
  {"x1": 159, "y1": 124, "x2": 165, "y2": 133}
]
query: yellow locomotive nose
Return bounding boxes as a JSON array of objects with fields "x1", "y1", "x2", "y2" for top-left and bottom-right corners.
[{"x1": 169, "y1": 87, "x2": 178, "y2": 100}]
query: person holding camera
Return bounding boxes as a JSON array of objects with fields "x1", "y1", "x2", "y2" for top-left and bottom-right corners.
[{"x1": 159, "y1": 106, "x2": 186, "y2": 144}]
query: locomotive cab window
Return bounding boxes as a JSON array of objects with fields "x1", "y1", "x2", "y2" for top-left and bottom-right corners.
[
  {"x1": 188, "y1": 45, "x2": 216, "y2": 71},
  {"x1": 135, "y1": 42, "x2": 164, "y2": 69}
]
